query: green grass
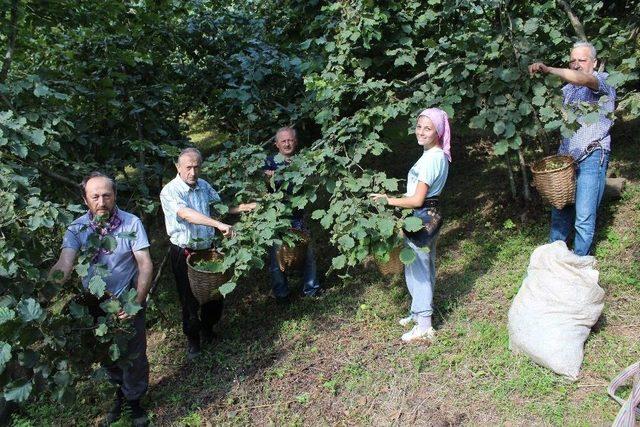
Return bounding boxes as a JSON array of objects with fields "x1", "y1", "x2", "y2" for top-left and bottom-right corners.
[{"x1": 16, "y1": 119, "x2": 640, "y2": 425}]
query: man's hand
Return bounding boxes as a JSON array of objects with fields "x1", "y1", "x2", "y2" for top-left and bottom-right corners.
[
  {"x1": 264, "y1": 169, "x2": 275, "y2": 177},
  {"x1": 239, "y1": 202, "x2": 257, "y2": 213},
  {"x1": 217, "y1": 222, "x2": 236, "y2": 238},
  {"x1": 116, "y1": 309, "x2": 131, "y2": 320},
  {"x1": 528, "y1": 62, "x2": 550, "y2": 75}
]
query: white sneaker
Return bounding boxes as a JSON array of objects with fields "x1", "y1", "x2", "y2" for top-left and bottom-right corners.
[
  {"x1": 398, "y1": 315, "x2": 415, "y2": 327},
  {"x1": 401, "y1": 326, "x2": 435, "y2": 343}
]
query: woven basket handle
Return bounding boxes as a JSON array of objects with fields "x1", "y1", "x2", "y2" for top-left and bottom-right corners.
[{"x1": 608, "y1": 360, "x2": 640, "y2": 426}]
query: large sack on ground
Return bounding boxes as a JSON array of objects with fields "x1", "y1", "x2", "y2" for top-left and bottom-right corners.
[{"x1": 508, "y1": 241, "x2": 604, "y2": 380}]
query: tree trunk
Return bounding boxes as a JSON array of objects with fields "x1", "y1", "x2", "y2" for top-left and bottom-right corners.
[
  {"x1": 505, "y1": 152, "x2": 517, "y2": 200},
  {"x1": 0, "y1": 0, "x2": 19, "y2": 84},
  {"x1": 557, "y1": 0, "x2": 587, "y2": 41},
  {"x1": 518, "y1": 148, "x2": 531, "y2": 203}
]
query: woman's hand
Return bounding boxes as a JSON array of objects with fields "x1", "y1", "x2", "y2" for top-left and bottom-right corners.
[{"x1": 368, "y1": 193, "x2": 388, "y2": 205}]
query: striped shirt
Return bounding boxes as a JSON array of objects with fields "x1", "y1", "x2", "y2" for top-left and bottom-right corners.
[
  {"x1": 558, "y1": 71, "x2": 616, "y2": 160},
  {"x1": 160, "y1": 175, "x2": 222, "y2": 250}
]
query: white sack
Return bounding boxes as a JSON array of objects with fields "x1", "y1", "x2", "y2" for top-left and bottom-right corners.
[{"x1": 508, "y1": 241, "x2": 605, "y2": 380}]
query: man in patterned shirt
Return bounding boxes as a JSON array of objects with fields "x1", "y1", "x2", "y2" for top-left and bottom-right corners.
[
  {"x1": 160, "y1": 148, "x2": 255, "y2": 359},
  {"x1": 529, "y1": 41, "x2": 616, "y2": 255}
]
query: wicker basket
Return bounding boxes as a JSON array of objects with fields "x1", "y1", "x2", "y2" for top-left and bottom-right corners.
[
  {"x1": 531, "y1": 155, "x2": 576, "y2": 210},
  {"x1": 376, "y1": 246, "x2": 404, "y2": 276},
  {"x1": 187, "y1": 249, "x2": 230, "y2": 305},
  {"x1": 276, "y1": 229, "x2": 309, "y2": 272}
]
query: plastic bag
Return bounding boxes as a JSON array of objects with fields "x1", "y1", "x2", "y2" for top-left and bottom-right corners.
[{"x1": 508, "y1": 241, "x2": 604, "y2": 380}]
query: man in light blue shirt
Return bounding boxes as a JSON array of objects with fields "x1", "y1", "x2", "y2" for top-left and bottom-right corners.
[
  {"x1": 50, "y1": 172, "x2": 153, "y2": 426},
  {"x1": 529, "y1": 41, "x2": 616, "y2": 255},
  {"x1": 160, "y1": 148, "x2": 255, "y2": 359}
]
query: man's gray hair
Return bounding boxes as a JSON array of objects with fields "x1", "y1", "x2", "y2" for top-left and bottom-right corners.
[
  {"x1": 572, "y1": 41, "x2": 597, "y2": 59},
  {"x1": 177, "y1": 147, "x2": 203, "y2": 164},
  {"x1": 81, "y1": 171, "x2": 116, "y2": 198},
  {"x1": 275, "y1": 126, "x2": 297, "y2": 141}
]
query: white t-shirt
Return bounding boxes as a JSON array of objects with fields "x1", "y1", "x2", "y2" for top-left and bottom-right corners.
[{"x1": 405, "y1": 146, "x2": 449, "y2": 198}]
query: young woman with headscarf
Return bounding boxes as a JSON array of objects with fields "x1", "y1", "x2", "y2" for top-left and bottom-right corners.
[{"x1": 370, "y1": 108, "x2": 451, "y2": 342}]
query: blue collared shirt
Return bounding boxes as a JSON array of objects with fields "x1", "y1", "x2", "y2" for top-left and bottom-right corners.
[
  {"x1": 558, "y1": 71, "x2": 616, "y2": 160},
  {"x1": 61, "y1": 208, "x2": 150, "y2": 297},
  {"x1": 160, "y1": 175, "x2": 222, "y2": 249}
]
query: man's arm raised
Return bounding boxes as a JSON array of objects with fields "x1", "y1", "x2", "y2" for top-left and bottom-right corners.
[
  {"x1": 48, "y1": 248, "x2": 78, "y2": 284},
  {"x1": 528, "y1": 62, "x2": 599, "y2": 91}
]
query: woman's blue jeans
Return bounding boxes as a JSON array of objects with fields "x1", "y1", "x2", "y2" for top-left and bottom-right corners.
[
  {"x1": 550, "y1": 149, "x2": 609, "y2": 256},
  {"x1": 404, "y1": 231, "x2": 438, "y2": 318}
]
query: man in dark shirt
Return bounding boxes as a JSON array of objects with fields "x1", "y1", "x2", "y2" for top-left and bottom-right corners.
[{"x1": 264, "y1": 127, "x2": 321, "y2": 303}]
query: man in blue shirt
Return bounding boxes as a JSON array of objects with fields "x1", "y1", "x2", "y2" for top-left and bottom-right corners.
[
  {"x1": 529, "y1": 41, "x2": 616, "y2": 255},
  {"x1": 264, "y1": 127, "x2": 321, "y2": 304},
  {"x1": 160, "y1": 148, "x2": 255, "y2": 359},
  {"x1": 49, "y1": 172, "x2": 153, "y2": 426}
]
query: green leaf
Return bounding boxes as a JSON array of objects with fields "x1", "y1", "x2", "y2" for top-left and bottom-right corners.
[
  {"x1": 403, "y1": 216, "x2": 423, "y2": 232},
  {"x1": 17, "y1": 298, "x2": 43, "y2": 322},
  {"x1": 100, "y1": 299, "x2": 121, "y2": 314},
  {"x1": 218, "y1": 282, "x2": 237, "y2": 297},
  {"x1": 337, "y1": 235, "x2": 355, "y2": 250},
  {"x1": 332, "y1": 255, "x2": 346, "y2": 270},
  {"x1": 95, "y1": 324, "x2": 108, "y2": 337},
  {"x1": 101, "y1": 235, "x2": 118, "y2": 252},
  {"x1": 4, "y1": 380, "x2": 33, "y2": 402},
  {"x1": 582, "y1": 111, "x2": 600, "y2": 124},
  {"x1": 88, "y1": 275, "x2": 106, "y2": 297},
  {"x1": 0, "y1": 342, "x2": 12, "y2": 374},
  {"x1": 532, "y1": 95, "x2": 545, "y2": 106},
  {"x1": 523, "y1": 18, "x2": 539, "y2": 35},
  {"x1": 311, "y1": 209, "x2": 325, "y2": 220},
  {"x1": 53, "y1": 371, "x2": 71, "y2": 388},
  {"x1": 0, "y1": 307, "x2": 15, "y2": 325},
  {"x1": 116, "y1": 231, "x2": 137, "y2": 241},
  {"x1": 123, "y1": 300, "x2": 142, "y2": 316},
  {"x1": 68, "y1": 301, "x2": 88, "y2": 319},
  {"x1": 75, "y1": 262, "x2": 89, "y2": 278},
  {"x1": 399, "y1": 247, "x2": 417, "y2": 265},
  {"x1": 377, "y1": 218, "x2": 395, "y2": 237},
  {"x1": 494, "y1": 140, "x2": 509, "y2": 156},
  {"x1": 109, "y1": 344, "x2": 121, "y2": 361},
  {"x1": 493, "y1": 121, "x2": 506, "y2": 136},
  {"x1": 18, "y1": 350, "x2": 38, "y2": 369}
]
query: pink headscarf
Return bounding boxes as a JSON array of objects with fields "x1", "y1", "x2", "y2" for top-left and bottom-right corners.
[{"x1": 418, "y1": 108, "x2": 452, "y2": 162}]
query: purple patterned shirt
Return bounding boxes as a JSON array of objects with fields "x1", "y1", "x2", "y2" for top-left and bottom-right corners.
[{"x1": 558, "y1": 71, "x2": 616, "y2": 160}]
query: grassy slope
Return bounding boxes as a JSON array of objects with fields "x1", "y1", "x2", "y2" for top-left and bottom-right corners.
[{"x1": 18, "y1": 120, "x2": 639, "y2": 426}]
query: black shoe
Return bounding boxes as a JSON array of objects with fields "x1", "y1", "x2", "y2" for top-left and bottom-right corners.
[
  {"x1": 302, "y1": 288, "x2": 324, "y2": 298},
  {"x1": 187, "y1": 337, "x2": 201, "y2": 361},
  {"x1": 127, "y1": 399, "x2": 149, "y2": 427},
  {"x1": 201, "y1": 330, "x2": 218, "y2": 346},
  {"x1": 101, "y1": 389, "x2": 124, "y2": 426}
]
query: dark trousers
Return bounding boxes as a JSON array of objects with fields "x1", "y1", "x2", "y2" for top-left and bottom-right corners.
[
  {"x1": 106, "y1": 308, "x2": 149, "y2": 400},
  {"x1": 169, "y1": 244, "x2": 224, "y2": 342}
]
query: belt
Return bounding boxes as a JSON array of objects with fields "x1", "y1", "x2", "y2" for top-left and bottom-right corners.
[
  {"x1": 419, "y1": 197, "x2": 439, "y2": 209},
  {"x1": 576, "y1": 140, "x2": 607, "y2": 165}
]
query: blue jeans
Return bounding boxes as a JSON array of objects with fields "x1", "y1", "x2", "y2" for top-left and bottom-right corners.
[
  {"x1": 550, "y1": 149, "x2": 609, "y2": 256},
  {"x1": 269, "y1": 244, "x2": 320, "y2": 298},
  {"x1": 404, "y1": 231, "x2": 438, "y2": 318}
]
